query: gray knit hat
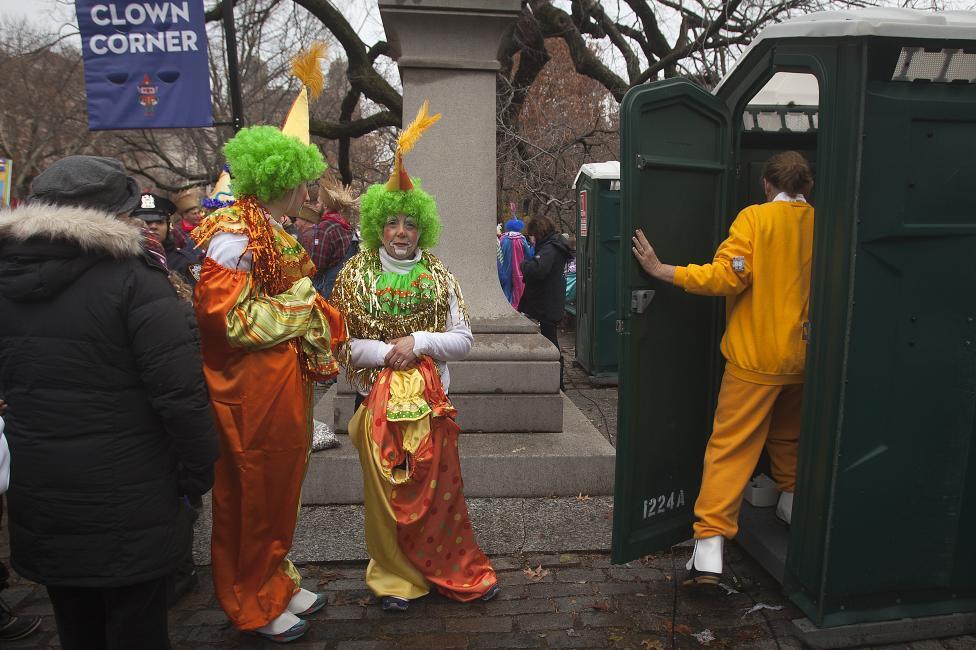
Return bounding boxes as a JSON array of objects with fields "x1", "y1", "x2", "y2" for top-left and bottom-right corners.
[{"x1": 27, "y1": 155, "x2": 141, "y2": 214}]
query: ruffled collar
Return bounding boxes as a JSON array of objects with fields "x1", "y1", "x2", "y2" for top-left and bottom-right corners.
[{"x1": 379, "y1": 247, "x2": 423, "y2": 275}]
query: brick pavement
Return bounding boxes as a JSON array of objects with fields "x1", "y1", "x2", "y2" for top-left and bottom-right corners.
[
  {"x1": 5, "y1": 544, "x2": 975, "y2": 649},
  {"x1": 0, "y1": 544, "x2": 800, "y2": 649}
]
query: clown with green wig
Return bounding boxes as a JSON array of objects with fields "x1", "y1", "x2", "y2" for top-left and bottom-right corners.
[
  {"x1": 191, "y1": 119, "x2": 345, "y2": 640},
  {"x1": 331, "y1": 102, "x2": 498, "y2": 612}
]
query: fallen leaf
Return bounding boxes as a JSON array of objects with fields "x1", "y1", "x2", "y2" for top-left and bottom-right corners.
[
  {"x1": 316, "y1": 571, "x2": 341, "y2": 589},
  {"x1": 511, "y1": 446, "x2": 527, "y2": 453},
  {"x1": 576, "y1": 492, "x2": 592, "y2": 501},
  {"x1": 590, "y1": 601, "x2": 611, "y2": 611},
  {"x1": 741, "y1": 603, "x2": 783, "y2": 618},
  {"x1": 640, "y1": 639, "x2": 664, "y2": 650},
  {"x1": 558, "y1": 553, "x2": 575, "y2": 564},
  {"x1": 675, "y1": 623, "x2": 692, "y2": 635},
  {"x1": 608, "y1": 634, "x2": 624, "y2": 642},
  {"x1": 692, "y1": 628, "x2": 716, "y2": 645},
  {"x1": 566, "y1": 628, "x2": 581, "y2": 637},
  {"x1": 717, "y1": 582, "x2": 740, "y2": 595},
  {"x1": 523, "y1": 565, "x2": 550, "y2": 581},
  {"x1": 635, "y1": 592, "x2": 647, "y2": 597},
  {"x1": 356, "y1": 596, "x2": 371, "y2": 607},
  {"x1": 663, "y1": 574, "x2": 673, "y2": 582}
]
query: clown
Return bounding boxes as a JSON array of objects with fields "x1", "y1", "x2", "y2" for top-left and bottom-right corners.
[
  {"x1": 191, "y1": 124, "x2": 344, "y2": 642},
  {"x1": 331, "y1": 102, "x2": 498, "y2": 612}
]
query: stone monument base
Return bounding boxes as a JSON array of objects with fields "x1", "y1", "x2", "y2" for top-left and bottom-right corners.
[{"x1": 311, "y1": 383, "x2": 614, "y2": 503}]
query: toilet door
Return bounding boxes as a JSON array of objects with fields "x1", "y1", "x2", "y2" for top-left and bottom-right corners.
[{"x1": 612, "y1": 79, "x2": 732, "y2": 564}]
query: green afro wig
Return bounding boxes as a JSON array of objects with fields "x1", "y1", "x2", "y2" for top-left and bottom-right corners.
[
  {"x1": 359, "y1": 180, "x2": 441, "y2": 250},
  {"x1": 224, "y1": 125, "x2": 325, "y2": 203}
]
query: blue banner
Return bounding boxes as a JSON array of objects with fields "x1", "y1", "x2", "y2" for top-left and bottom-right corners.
[{"x1": 76, "y1": 1, "x2": 213, "y2": 130}]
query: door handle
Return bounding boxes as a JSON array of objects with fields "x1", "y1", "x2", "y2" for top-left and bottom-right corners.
[{"x1": 631, "y1": 289, "x2": 656, "y2": 314}]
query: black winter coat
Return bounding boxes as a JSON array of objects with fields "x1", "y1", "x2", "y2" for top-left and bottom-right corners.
[
  {"x1": 0, "y1": 204, "x2": 219, "y2": 588},
  {"x1": 519, "y1": 233, "x2": 573, "y2": 322}
]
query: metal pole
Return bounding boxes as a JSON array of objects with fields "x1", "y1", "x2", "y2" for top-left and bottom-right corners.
[{"x1": 222, "y1": 0, "x2": 244, "y2": 132}]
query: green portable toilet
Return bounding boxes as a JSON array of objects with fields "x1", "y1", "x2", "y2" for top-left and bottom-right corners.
[
  {"x1": 573, "y1": 161, "x2": 621, "y2": 377},
  {"x1": 612, "y1": 8, "x2": 976, "y2": 640}
]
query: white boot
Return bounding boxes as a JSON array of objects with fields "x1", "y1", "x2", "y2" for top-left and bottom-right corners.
[
  {"x1": 254, "y1": 611, "x2": 306, "y2": 640},
  {"x1": 776, "y1": 491, "x2": 794, "y2": 525},
  {"x1": 287, "y1": 588, "x2": 317, "y2": 614},
  {"x1": 683, "y1": 535, "x2": 723, "y2": 585},
  {"x1": 287, "y1": 587, "x2": 328, "y2": 617}
]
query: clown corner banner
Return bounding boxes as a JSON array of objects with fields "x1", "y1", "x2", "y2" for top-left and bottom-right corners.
[{"x1": 75, "y1": 1, "x2": 213, "y2": 131}]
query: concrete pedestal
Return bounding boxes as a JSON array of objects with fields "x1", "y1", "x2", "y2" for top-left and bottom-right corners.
[
  {"x1": 363, "y1": 0, "x2": 565, "y2": 434},
  {"x1": 320, "y1": 1, "x2": 614, "y2": 509}
]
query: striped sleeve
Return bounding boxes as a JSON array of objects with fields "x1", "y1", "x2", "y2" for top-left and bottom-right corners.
[{"x1": 225, "y1": 276, "x2": 318, "y2": 350}]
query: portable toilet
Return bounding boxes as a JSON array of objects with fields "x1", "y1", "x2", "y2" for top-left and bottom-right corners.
[
  {"x1": 611, "y1": 8, "x2": 976, "y2": 639},
  {"x1": 573, "y1": 161, "x2": 621, "y2": 377}
]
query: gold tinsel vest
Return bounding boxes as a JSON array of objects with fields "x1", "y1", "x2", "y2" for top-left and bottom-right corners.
[{"x1": 330, "y1": 248, "x2": 468, "y2": 393}]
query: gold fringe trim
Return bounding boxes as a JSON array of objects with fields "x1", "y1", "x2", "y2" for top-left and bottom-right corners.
[
  {"x1": 329, "y1": 248, "x2": 467, "y2": 393},
  {"x1": 191, "y1": 196, "x2": 291, "y2": 295}
]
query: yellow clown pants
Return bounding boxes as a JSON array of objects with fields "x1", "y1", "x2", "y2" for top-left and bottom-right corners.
[{"x1": 693, "y1": 371, "x2": 803, "y2": 539}]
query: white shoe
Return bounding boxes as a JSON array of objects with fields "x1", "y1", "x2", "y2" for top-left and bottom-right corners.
[
  {"x1": 254, "y1": 611, "x2": 305, "y2": 638},
  {"x1": 683, "y1": 535, "x2": 723, "y2": 585},
  {"x1": 287, "y1": 588, "x2": 328, "y2": 617},
  {"x1": 776, "y1": 491, "x2": 794, "y2": 525}
]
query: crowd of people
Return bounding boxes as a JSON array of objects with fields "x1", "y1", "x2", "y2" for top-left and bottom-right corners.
[{"x1": 0, "y1": 69, "x2": 814, "y2": 645}]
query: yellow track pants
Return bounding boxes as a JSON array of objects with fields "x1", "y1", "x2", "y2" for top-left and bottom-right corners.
[{"x1": 693, "y1": 371, "x2": 803, "y2": 539}]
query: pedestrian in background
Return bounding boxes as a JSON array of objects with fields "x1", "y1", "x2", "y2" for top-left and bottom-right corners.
[
  {"x1": 520, "y1": 215, "x2": 573, "y2": 390},
  {"x1": 132, "y1": 191, "x2": 203, "y2": 286},
  {"x1": 296, "y1": 170, "x2": 358, "y2": 300},
  {"x1": 172, "y1": 186, "x2": 207, "y2": 250},
  {"x1": 0, "y1": 155, "x2": 220, "y2": 649},
  {"x1": 631, "y1": 151, "x2": 814, "y2": 585},
  {"x1": 497, "y1": 217, "x2": 532, "y2": 308}
]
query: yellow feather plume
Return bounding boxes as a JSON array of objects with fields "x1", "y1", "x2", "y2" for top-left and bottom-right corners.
[
  {"x1": 397, "y1": 100, "x2": 441, "y2": 157},
  {"x1": 291, "y1": 42, "x2": 327, "y2": 99}
]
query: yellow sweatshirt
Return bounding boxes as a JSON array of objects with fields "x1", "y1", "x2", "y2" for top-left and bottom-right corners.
[{"x1": 673, "y1": 200, "x2": 814, "y2": 385}]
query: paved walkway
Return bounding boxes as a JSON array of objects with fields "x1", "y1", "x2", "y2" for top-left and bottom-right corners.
[
  {"x1": 3, "y1": 328, "x2": 974, "y2": 648},
  {"x1": 6, "y1": 546, "x2": 974, "y2": 649},
  {"x1": 0, "y1": 545, "x2": 817, "y2": 649}
]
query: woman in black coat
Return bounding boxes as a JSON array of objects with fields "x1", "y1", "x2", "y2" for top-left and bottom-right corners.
[
  {"x1": 0, "y1": 156, "x2": 219, "y2": 649},
  {"x1": 520, "y1": 215, "x2": 573, "y2": 390}
]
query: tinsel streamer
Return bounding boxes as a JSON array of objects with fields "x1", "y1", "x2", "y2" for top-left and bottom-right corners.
[
  {"x1": 329, "y1": 248, "x2": 467, "y2": 393},
  {"x1": 191, "y1": 196, "x2": 289, "y2": 295}
]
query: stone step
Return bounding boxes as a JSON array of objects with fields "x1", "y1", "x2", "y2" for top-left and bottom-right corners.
[
  {"x1": 332, "y1": 391, "x2": 564, "y2": 433},
  {"x1": 308, "y1": 393, "x2": 615, "y2": 503},
  {"x1": 439, "y1": 360, "x2": 559, "y2": 394},
  {"x1": 192, "y1": 495, "x2": 614, "y2": 565}
]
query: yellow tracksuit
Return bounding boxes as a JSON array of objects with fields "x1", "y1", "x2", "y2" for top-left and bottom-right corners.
[{"x1": 674, "y1": 200, "x2": 814, "y2": 539}]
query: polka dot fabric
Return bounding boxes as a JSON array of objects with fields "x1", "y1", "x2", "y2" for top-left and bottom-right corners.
[{"x1": 364, "y1": 358, "x2": 497, "y2": 601}]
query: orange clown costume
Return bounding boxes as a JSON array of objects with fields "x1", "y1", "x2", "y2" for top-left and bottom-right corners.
[
  {"x1": 330, "y1": 102, "x2": 497, "y2": 607},
  {"x1": 191, "y1": 43, "x2": 345, "y2": 643}
]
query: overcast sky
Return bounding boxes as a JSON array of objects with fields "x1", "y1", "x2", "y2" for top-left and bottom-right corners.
[{"x1": 0, "y1": 0, "x2": 385, "y2": 43}]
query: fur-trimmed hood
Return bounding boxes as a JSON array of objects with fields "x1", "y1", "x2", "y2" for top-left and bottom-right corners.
[
  {"x1": 0, "y1": 203, "x2": 145, "y2": 303},
  {"x1": 0, "y1": 203, "x2": 143, "y2": 258}
]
